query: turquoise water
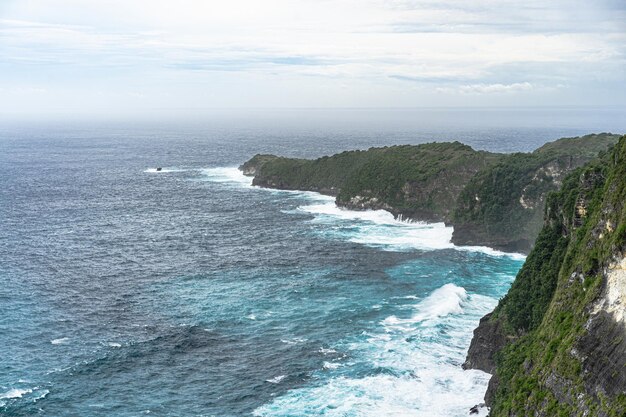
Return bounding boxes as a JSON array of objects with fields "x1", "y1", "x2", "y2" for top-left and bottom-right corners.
[{"x1": 3, "y1": 117, "x2": 587, "y2": 416}]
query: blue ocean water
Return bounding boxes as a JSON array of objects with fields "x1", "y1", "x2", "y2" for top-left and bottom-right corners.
[{"x1": 0, "y1": 111, "x2": 622, "y2": 416}]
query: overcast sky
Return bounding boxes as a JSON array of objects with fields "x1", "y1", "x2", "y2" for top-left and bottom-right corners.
[{"x1": 1, "y1": 0, "x2": 625, "y2": 118}]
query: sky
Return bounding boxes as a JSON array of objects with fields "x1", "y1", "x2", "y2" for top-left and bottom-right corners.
[{"x1": 0, "y1": 0, "x2": 625, "y2": 119}]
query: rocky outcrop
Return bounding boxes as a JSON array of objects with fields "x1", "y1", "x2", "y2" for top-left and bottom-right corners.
[{"x1": 462, "y1": 313, "x2": 512, "y2": 374}]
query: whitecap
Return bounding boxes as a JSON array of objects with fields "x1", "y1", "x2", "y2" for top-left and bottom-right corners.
[
  {"x1": 323, "y1": 361, "x2": 341, "y2": 370},
  {"x1": 382, "y1": 284, "x2": 468, "y2": 333},
  {"x1": 51, "y1": 337, "x2": 69, "y2": 345},
  {"x1": 266, "y1": 375, "x2": 287, "y2": 384},
  {"x1": 254, "y1": 284, "x2": 500, "y2": 417},
  {"x1": 298, "y1": 202, "x2": 454, "y2": 252},
  {"x1": 199, "y1": 167, "x2": 253, "y2": 187},
  {"x1": 455, "y1": 245, "x2": 527, "y2": 261},
  {"x1": 246, "y1": 314, "x2": 257, "y2": 320},
  {"x1": 292, "y1": 199, "x2": 527, "y2": 259},
  {"x1": 0, "y1": 388, "x2": 32, "y2": 400},
  {"x1": 34, "y1": 390, "x2": 49, "y2": 401},
  {"x1": 108, "y1": 342, "x2": 122, "y2": 348},
  {"x1": 281, "y1": 337, "x2": 308, "y2": 345}
]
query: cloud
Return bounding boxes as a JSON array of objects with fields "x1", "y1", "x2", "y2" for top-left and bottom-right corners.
[
  {"x1": 0, "y1": 0, "x2": 624, "y2": 114},
  {"x1": 458, "y1": 82, "x2": 534, "y2": 94}
]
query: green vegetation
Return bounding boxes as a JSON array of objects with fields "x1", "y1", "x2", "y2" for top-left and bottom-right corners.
[
  {"x1": 241, "y1": 133, "x2": 621, "y2": 252},
  {"x1": 335, "y1": 142, "x2": 500, "y2": 221},
  {"x1": 452, "y1": 133, "x2": 620, "y2": 252},
  {"x1": 482, "y1": 136, "x2": 626, "y2": 415},
  {"x1": 243, "y1": 134, "x2": 626, "y2": 413},
  {"x1": 247, "y1": 142, "x2": 501, "y2": 220},
  {"x1": 248, "y1": 148, "x2": 385, "y2": 195}
]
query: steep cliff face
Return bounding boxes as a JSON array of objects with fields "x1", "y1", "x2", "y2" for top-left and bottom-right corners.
[
  {"x1": 452, "y1": 133, "x2": 620, "y2": 253},
  {"x1": 464, "y1": 136, "x2": 626, "y2": 416}
]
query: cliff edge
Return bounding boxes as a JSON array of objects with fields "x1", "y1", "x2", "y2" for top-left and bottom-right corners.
[{"x1": 464, "y1": 135, "x2": 626, "y2": 416}]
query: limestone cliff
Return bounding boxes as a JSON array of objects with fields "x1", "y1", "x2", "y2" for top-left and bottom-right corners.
[{"x1": 464, "y1": 135, "x2": 626, "y2": 416}]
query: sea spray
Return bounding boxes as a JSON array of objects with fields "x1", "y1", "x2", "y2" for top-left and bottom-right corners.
[{"x1": 254, "y1": 284, "x2": 496, "y2": 417}]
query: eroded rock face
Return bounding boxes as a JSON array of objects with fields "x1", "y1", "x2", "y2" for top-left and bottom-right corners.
[
  {"x1": 594, "y1": 255, "x2": 626, "y2": 323},
  {"x1": 463, "y1": 313, "x2": 511, "y2": 374},
  {"x1": 577, "y1": 253, "x2": 626, "y2": 400},
  {"x1": 336, "y1": 195, "x2": 393, "y2": 213}
]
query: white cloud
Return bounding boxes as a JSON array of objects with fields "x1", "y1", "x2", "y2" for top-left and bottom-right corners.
[
  {"x1": 0, "y1": 0, "x2": 624, "y2": 115},
  {"x1": 458, "y1": 82, "x2": 534, "y2": 94}
]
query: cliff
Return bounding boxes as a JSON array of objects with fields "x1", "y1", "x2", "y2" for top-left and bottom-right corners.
[
  {"x1": 452, "y1": 133, "x2": 621, "y2": 252},
  {"x1": 241, "y1": 133, "x2": 620, "y2": 252},
  {"x1": 464, "y1": 135, "x2": 626, "y2": 416},
  {"x1": 334, "y1": 142, "x2": 500, "y2": 222}
]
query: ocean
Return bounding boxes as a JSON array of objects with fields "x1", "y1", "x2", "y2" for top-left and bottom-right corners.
[{"x1": 1, "y1": 109, "x2": 624, "y2": 416}]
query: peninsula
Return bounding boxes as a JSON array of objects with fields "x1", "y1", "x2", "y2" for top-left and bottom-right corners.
[{"x1": 240, "y1": 133, "x2": 620, "y2": 253}]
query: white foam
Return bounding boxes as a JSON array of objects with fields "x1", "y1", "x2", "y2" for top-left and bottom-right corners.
[
  {"x1": 455, "y1": 245, "x2": 527, "y2": 261},
  {"x1": 281, "y1": 337, "x2": 308, "y2": 345},
  {"x1": 246, "y1": 314, "x2": 257, "y2": 320},
  {"x1": 266, "y1": 375, "x2": 287, "y2": 384},
  {"x1": 254, "y1": 284, "x2": 500, "y2": 417},
  {"x1": 298, "y1": 201, "x2": 454, "y2": 252},
  {"x1": 323, "y1": 361, "x2": 342, "y2": 370},
  {"x1": 413, "y1": 283, "x2": 467, "y2": 320},
  {"x1": 199, "y1": 167, "x2": 253, "y2": 187},
  {"x1": 381, "y1": 285, "x2": 467, "y2": 330},
  {"x1": 295, "y1": 200, "x2": 526, "y2": 259},
  {"x1": 197, "y1": 168, "x2": 525, "y2": 259},
  {"x1": 34, "y1": 390, "x2": 49, "y2": 401},
  {"x1": 0, "y1": 388, "x2": 32, "y2": 400},
  {"x1": 108, "y1": 342, "x2": 122, "y2": 348},
  {"x1": 51, "y1": 337, "x2": 69, "y2": 345}
]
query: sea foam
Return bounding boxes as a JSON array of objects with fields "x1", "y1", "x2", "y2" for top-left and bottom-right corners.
[
  {"x1": 298, "y1": 201, "x2": 454, "y2": 251},
  {"x1": 51, "y1": 337, "x2": 69, "y2": 345},
  {"x1": 201, "y1": 166, "x2": 524, "y2": 260},
  {"x1": 0, "y1": 388, "x2": 32, "y2": 400},
  {"x1": 199, "y1": 167, "x2": 253, "y2": 187},
  {"x1": 254, "y1": 284, "x2": 496, "y2": 417},
  {"x1": 298, "y1": 200, "x2": 525, "y2": 259}
]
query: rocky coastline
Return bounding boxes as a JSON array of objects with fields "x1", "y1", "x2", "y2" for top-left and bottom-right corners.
[
  {"x1": 241, "y1": 133, "x2": 626, "y2": 415},
  {"x1": 240, "y1": 133, "x2": 620, "y2": 253}
]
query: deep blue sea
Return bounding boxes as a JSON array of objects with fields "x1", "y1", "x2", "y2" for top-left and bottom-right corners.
[{"x1": 1, "y1": 109, "x2": 624, "y2": 416}]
